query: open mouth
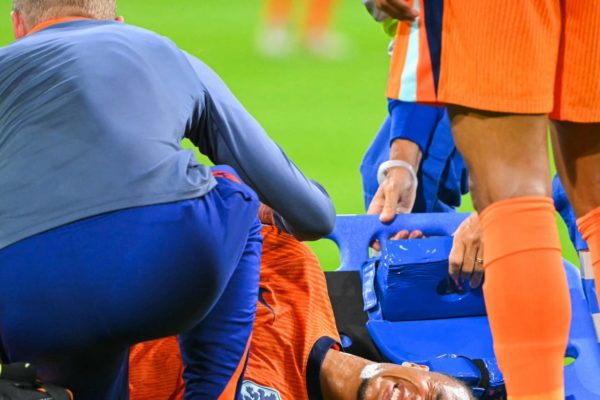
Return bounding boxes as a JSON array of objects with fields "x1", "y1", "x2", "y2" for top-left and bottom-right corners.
[{"x1": 390, "y1": 385, "x2": 402, "y2": 400}]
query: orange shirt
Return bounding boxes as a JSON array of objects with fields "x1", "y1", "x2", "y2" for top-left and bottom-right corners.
[
  {"x1": 386, "y1": 0, "x2": 440, "y2": 104},
  {"x1": 129, "y1": 226, "x2": 340, "y2": 400}
]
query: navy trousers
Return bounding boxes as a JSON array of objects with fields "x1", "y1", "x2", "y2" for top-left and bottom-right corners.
[{"x1": 0, "y1": 167, "x2": 262, "y2": 399}]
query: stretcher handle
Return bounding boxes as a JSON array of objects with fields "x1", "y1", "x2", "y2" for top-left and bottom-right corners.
[{"x1": 326, "y1": 213, "x2": 471, "y2": 271}]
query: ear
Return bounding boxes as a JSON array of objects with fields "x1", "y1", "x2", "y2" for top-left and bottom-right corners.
[
  {"x1": 11, "y1": 10, "x2": 28, "y2": 39},
  {"x1": 115, "y1": 16, "x2": 125, "y2": 23}
]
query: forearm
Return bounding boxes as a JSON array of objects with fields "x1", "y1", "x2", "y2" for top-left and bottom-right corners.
[
  {"x1": 387, "y1": 100, "x2": 441, "y2": 162},
  {"x1": 320, "y1": 350, "x2": 373, "y2": 400},
  {"x1": 389, "y1": 138, "x2": 422, "y2": 171},
  {"x1": 213, "y1": 132, "x2": 335, "y2": 240},
  {"x1": 257, "y1": 180, "x2": 335, "y2": 241},
  {"x1": 369, "y1": 135, "x2": 423, "y2": 219},
  {"x1": 184, "y1": 53, "x2": 336, "y2": 240}
]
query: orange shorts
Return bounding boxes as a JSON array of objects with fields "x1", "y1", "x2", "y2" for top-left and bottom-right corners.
[
  {"x1": 438, "y1": 0, "x2": 600, "y2": 122},
  {"x1": 129, "y1": 226, "x2": 340, "y2": 400}
]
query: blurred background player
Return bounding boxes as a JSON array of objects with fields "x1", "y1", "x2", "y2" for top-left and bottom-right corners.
[
  {"x1": 380, "y1": 1, "x2": 600, "y2": 399},
  {"x1": 257, "y1": 0, "x2": 347, "y2": 58}
]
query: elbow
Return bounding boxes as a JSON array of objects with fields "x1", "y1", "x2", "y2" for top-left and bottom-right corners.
[{"x1": 291, "y1": 202, "x2": 336, "y2": 242}]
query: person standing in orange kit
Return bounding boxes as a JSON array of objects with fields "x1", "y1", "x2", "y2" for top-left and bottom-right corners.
[{"x1": 378, "y1": 0, "x2": 600, "y2": 399}]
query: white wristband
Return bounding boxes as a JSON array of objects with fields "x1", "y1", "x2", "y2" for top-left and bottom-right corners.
[{"x1": 377, "y1": 160, "x2": 418, "y2": 186}]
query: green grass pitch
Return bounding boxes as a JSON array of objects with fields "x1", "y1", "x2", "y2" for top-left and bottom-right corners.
[{"x1": 0, "y1": 0, "x2": 578, "y2": 269}]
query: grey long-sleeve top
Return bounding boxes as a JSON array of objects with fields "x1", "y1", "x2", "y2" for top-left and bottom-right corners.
[{"x1": 0, "y1": 20, "x2": 335, "y2": 250}]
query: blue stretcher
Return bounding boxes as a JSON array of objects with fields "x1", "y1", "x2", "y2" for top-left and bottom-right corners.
[{"x1": 326, "y1": 213, "x2": 600, "y2": 399}]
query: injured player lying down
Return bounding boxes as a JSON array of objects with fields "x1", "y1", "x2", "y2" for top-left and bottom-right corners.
[{"x1": 129, "y1": 208, "x2": 473, "y2": 400}]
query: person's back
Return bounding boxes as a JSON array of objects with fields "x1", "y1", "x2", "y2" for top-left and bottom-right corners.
[
  {"x1": 0, "y1": 20, "x2": 215, "y2": 248},
  {"x1": 1, "y1": 19, "x2": 334, "y2": 248}
]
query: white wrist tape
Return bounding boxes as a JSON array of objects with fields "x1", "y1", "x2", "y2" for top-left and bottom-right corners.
[{"x1": 377, "y1": 160, "x2": 418, "y2": 186}]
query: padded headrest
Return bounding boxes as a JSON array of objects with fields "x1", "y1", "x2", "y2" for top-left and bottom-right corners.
[{"x1": 375, "y1": 237, "x2": 487, "y2": 321}]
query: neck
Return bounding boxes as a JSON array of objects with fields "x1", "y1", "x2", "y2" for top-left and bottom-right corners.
[{"x1": 27, "y1": 16, "x2": 93, "y2": 35}]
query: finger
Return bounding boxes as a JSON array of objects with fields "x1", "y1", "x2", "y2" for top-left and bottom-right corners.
[
  {"x1": 408, "y1": 230, "x2": 423, "y2": 239},
  {"x1": 470, "y1": 247, "x2": 485, "y2": 288},
  {"x1": 367, "y1": 192, "x2": 385, "y2": 216},
  {"x1": 470, "y1": 268, "x2": 484, "y2": 289},
  {"x1": 258, "y1": 204, "x2": 274, "y2": 225},
  {"x1": 459, "y1": 261, "x2": 474, "y2": 283},
  {"x1": 371, "y1": 240, "x2": 381, "y2": 252},
  {"x1": 391, "y1": 0, "x2": 419, "y2": 17},
  {"x1": 378, "y1": 0, "x2": 417, "y2": 21},
  {"x1": 390, "y1": 230, "x2": 409, "y2": 241},
  {"x1": 460, "y1": 244, "x2": 478, "y2": 282},
  {"x1": 380, "y1": 186, "x2": 401, "y2": 223},
  {"x1": 448, "y1": 240, "x2": 465, "y2": 285},
  {"x1": 380, "y1": 208, "x2": 396, "y2": 223}
]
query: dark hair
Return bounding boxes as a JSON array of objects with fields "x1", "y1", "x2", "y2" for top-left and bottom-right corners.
[{"x1": 432, "y1": 378, "x2": 477, "y2": 400}]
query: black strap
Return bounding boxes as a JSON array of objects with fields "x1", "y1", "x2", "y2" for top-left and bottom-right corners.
[
  {"x1": 470, "y1": 359, "x2": 491, "y2": 391},
  {"x1": 325, "y1": 271, "x2": 384, "y2": 362},
  {"x1": 0, "y1": 332, "x2": 9, "y2": 364}
]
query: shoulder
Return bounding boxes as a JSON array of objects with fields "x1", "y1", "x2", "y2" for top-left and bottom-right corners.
[{"x1": 11, "y1": 21, "x2": 181, "y2": 54}]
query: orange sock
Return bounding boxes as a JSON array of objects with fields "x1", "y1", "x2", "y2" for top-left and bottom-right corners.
[
  {"x1": 480, "y1": 197, "x2": 571, "y2": 399},
  {"x1": 306, "y1": 0, "x2": 334, "y2": 36},
  {"x1": 266, "y1": 0, "x2": 293, "y2": 27},
  {"x1": 578, "y1": 206, "x2": 600, "y2": 310}
]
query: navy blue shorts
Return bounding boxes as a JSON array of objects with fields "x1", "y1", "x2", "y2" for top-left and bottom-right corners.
[{"x1": 0, "y1": 166, "x2": 262, "y2": 399}]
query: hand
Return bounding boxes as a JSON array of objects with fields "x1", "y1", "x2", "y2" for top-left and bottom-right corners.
[
  {"x1": 370, "y1": 229, "x2": 424, "y2": 252},
  {"x1": 449, "y1": 213, "x2": 484, "y2": 289},
  {"x1": 367, "y1": 166, "x2": 418, "y2": 223},
  {"x1": 258, "y1": 203, "x2": 275, "y2": 225},
  {"x1": 373, "y1": 0, "x2": 419, "y2": 21}
]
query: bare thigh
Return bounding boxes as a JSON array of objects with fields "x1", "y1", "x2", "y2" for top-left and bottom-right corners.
[
  {"x1": 551, "y1": 122, "x2": 600, "y2": 217},
  {"x1": 447, "y1": 106, "x2": 552, "y2": 212}
]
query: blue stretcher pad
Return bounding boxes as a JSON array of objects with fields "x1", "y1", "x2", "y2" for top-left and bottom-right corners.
[{"x1": 327, "y1": 214, "x2": 600, "y2": 399}]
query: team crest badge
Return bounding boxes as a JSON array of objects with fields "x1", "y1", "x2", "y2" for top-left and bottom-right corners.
[{"x1": 241, "y1": 380, "x2": 281, "y2": 400}]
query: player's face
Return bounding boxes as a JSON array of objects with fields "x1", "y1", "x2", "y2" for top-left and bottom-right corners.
[{"x1": 357, "y1": 364, "x2": 471, "y2": 400}]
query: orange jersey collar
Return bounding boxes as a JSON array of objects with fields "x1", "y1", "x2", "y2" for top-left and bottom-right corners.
[{"x1": 28, "y1": 17, "x2": 92, "y2": 36}]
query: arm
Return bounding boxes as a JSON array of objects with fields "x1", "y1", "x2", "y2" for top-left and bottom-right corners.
[
  {"x1": 367, "y1": 100, "x2": 440, "y2": 222},
  {"x1": 362, "y1": 0, "x2": 399, "y2": 37},
  {"x1": 362, "y1": 0, "x2": 390, "y2": 22},
  {"x1": 367, "y1": 139, "x2": 421, "y2": 221},
  {"x1": 373, "y1": 0, "x2": 418, "y2": 21},
  {"x1": 183, "y1": 54, "x2": 335, "y2": 241}
]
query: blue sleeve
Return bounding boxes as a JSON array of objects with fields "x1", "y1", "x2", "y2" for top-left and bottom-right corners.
[
  {"x1": 387, "y1": 99, "x2": 443, "y2": 153},
  {"x1": 183, "y1": 53, "x2": 336, "y2": 240}
]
